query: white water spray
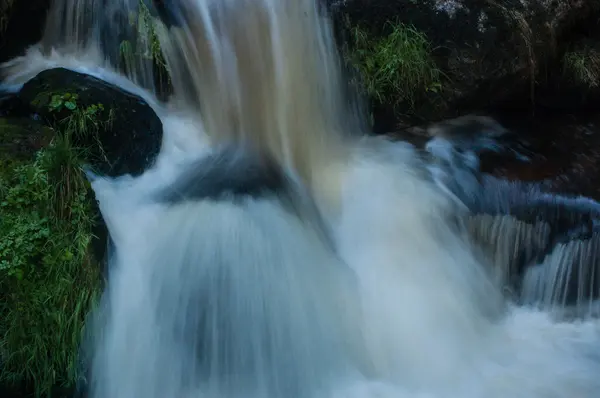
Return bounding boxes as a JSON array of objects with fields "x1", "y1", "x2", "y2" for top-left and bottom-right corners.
[{"x1": 2, "y1": 0, "x2": 600, "y2": 397}]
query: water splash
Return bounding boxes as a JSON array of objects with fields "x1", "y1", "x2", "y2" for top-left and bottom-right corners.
[{"x1": 87, "y1": 150, "x2": 366, "y2": 398}]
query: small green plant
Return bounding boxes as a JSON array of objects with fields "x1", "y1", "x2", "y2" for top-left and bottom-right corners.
[
  {"x1": 49, "y1": 92, "x2": 79, "y2": 112},
  {"x1": 45, "y1": 93, "x2": 114, "y2": 166},
  {"x1": 563, "y1": 48, "x2": 600, "y2": 88},
  {"x1": 0, "y1": 113, "x2": 103, "y2": 396},
  {"x1": 343, "y1": 20, "x2": 444, "y2": 110}
]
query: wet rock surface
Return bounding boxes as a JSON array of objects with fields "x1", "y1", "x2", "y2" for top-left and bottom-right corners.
[
  {"x1": 391, "y1": 111, "x2": 600, "y2": 203},
  {"x1": 481, "y1": 112, "x2": 600, "y2": 202},
  {"x1": 0, "y1": 116, "x2": 54, "y2": 161}
]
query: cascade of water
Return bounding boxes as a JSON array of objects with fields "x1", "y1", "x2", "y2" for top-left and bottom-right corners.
[
  {"x1": 86, "y1": 147, "x2": 367, "y2": 398},
  {"x1": 522, "y1": 234, "x2": 600, "y2": 312},
  {"x1": 37, "y1": 0, "x2": 166, "y2": 93},
  {"x1": 153, "y1": 0, "x2": 365, "y2": 191},
  {"x1": 2, "y1": 0, "x2": 600, "y2": 397}
]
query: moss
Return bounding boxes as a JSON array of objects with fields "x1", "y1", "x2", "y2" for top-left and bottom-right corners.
[
  {"x1": 342, "y1": 19, "x2": 444, "y2": 113},
  {"x1": 0, "y1": 115, "x2": 103, "y2": 397},
  {"x1": 120, "y1": 0, "x2": 171, "y2": 85},
  {"x1": 562, "y1": 48, "x2": 600, "y2": 88}
]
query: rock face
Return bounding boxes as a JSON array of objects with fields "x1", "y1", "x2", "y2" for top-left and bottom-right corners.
[
  {"x1": 16, "y1": 67, "x2": 163, "y2": 177},
  {"x1": 332, "y1": 0, "x2": 600, "y2": 129},
  {"x1": 0, "y1": 0, "x2": 50, "y2": 63}
]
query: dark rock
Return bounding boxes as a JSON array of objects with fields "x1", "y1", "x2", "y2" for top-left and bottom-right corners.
[
  {"x1": 0, "y1": 117, "x2": 54, "y2": 161},
  {"x1": 478, "y1": 110, "x2": 600, "y2": 202},
  {"x1": 0, "y1": 0, "x2": 51, "y2": 63},
  {"x1": 16, "y1": 67, "x2": 163, "y2": 177},
  {"x1": 332, "y1": 0, "x2": 600, "y2": 126}
]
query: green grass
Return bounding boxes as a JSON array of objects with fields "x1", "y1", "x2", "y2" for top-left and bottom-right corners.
[
  {"x1": 0, "y1": 113, "x2": 103, "y2": 397},
  {"x1": 562, "y1": 48, "x2": 600, "y2": 88},
  {"x1": 343, "y1": 20, "x2": 443, "y2": 110}
]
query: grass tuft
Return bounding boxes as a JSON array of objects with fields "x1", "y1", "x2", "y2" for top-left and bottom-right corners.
[{"x1": 343, "y1": 20, "x2": 443, "y2": 110}]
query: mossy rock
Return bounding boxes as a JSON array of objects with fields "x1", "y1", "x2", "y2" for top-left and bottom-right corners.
[
  {"x1": 333, "y1": 0, "x2": 600, "y2": 130},
  {"x1": 18, "y1": 67, "x2": 163, "y2": 177},
  {"x1": 0, "y1": 117, "x2": 54, "y2": 163}
]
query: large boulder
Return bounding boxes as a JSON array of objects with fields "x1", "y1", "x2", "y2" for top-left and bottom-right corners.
[
  {"x1": 331, "y1": 0, "x2": 600, "y2": 129},
  {"x1": 16, "y1": 67, "x2": 163, "y2": 177}
]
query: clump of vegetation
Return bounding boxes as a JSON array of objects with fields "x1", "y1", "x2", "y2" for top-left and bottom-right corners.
[
  {"x1": 0, "y1": 100, "x2": 104, "y2": 396},
  {"x1": 562, "y1": 48, "x2": 600, "y2": 88},
  {"x1": 46, "y1": 91, "x2": 114, "y2": 167},
  {"x1": 120, "y1": 0, "x2": 170, "y2": 85},
  {"x1": 343, "y1": 20, "x2": 443, "y2": 111}
]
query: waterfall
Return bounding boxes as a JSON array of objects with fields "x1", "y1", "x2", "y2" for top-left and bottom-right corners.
[
  {"x1": 1, "y1": 0, "x2": 600, "y2": 397},
  {"x1": 426, "y1": 119, "x2": 600, "y2": 318}
]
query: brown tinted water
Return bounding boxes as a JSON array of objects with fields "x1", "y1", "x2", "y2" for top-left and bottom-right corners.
[
  {"x1": 390, "y1": 112, "x2": 600, "y2": 202},
  {"x1": 480, "y1": 113, "x2": 600, "y2": 201}
]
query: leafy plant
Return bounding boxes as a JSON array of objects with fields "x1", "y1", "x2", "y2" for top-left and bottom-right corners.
[
  {"x1": 0, "y1": 118, "x2": 103, "y2": 396},
  {"x1": 49, "y1": 92, "x2": 79, "y2": 112},
  {"x1": 343, "y1": 20, "x2": 444, "y2": 111}
]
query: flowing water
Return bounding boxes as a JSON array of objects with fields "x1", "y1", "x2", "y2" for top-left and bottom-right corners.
[{"x1": 2, "y1": 0, "x2": 600, "y2": 397}]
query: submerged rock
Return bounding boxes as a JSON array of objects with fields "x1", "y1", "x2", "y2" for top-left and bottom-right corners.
[{"x1": 15, "y1": 67, "x2": 163, "y2": 177}]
